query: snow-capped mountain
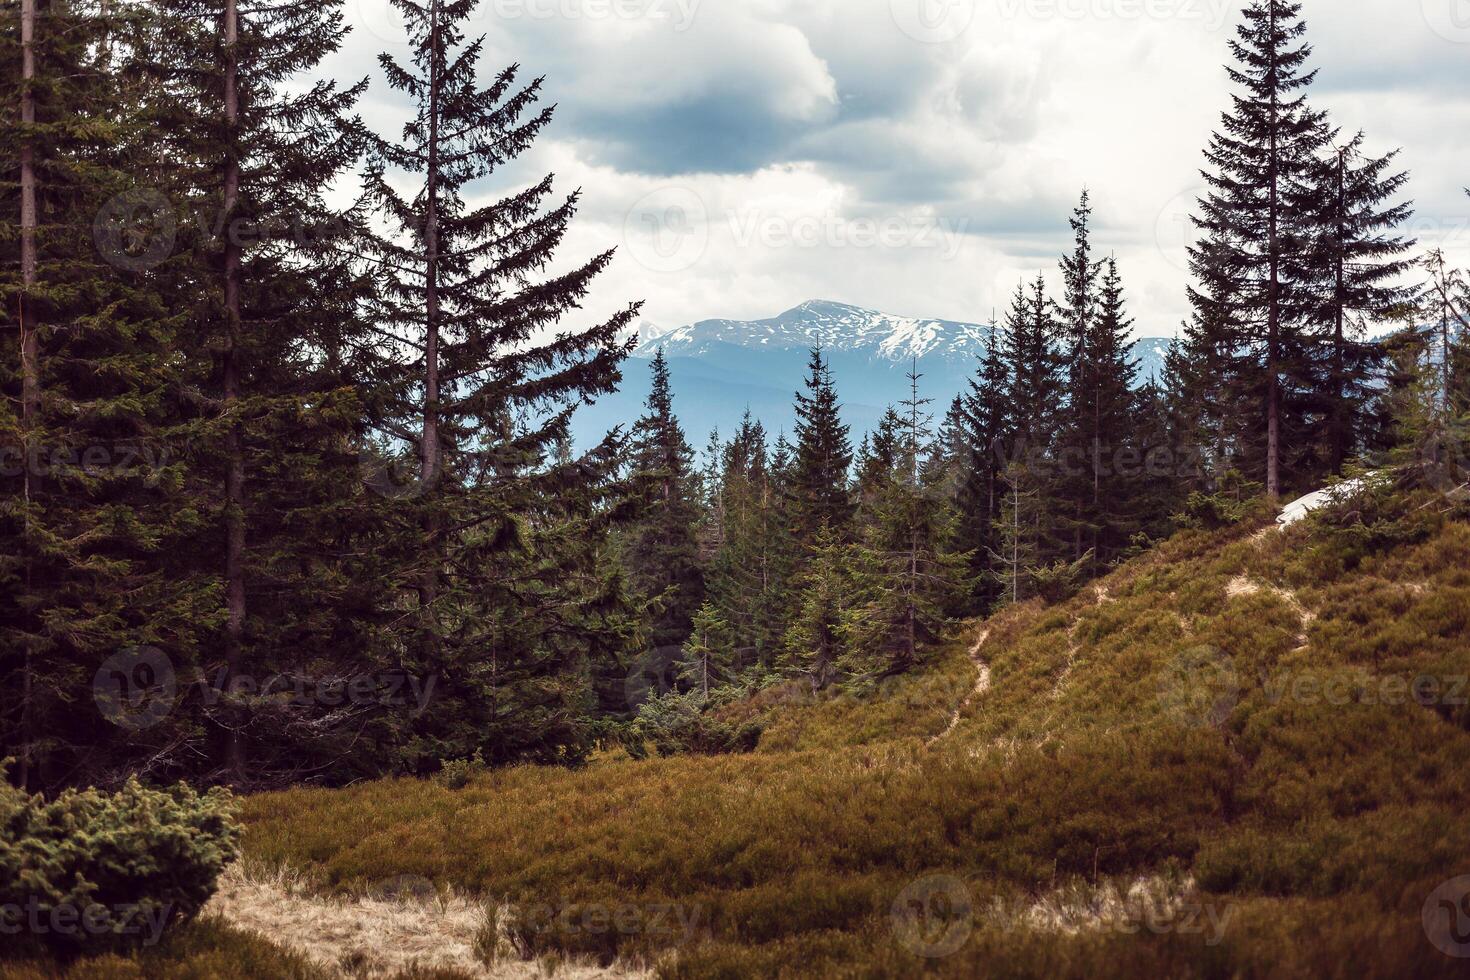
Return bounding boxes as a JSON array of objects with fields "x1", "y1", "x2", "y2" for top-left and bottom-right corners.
[
  {"x1": 634, "y1": 300, "x2": 996, "y2": 364},
  {"x1": 580, "y1": 301, "x2": 1173, "y2": 450}
]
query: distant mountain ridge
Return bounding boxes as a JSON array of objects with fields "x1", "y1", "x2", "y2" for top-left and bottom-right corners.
[
  {"x1": 634, "y1": 300, "x2": 996, "y2": 363},
  {"x1": 575, "y1": 301, "x2": 1173, "y2": 450}
]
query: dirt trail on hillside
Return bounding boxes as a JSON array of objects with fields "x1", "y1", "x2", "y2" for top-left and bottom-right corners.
[
  {"x1": 206, "y1": 864, "x2": 651, "y2": 979},
  {"x1": 1227, "y1": 575, "x2": 1315, "y2": 647},
  {"x1": 928, "y1": 628, "x2": 991, "y2": 746}
]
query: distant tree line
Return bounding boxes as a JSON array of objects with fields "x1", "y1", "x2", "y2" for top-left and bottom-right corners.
[{"x1": 614, "y1": 0, "x2": 1468, "y2": 713}]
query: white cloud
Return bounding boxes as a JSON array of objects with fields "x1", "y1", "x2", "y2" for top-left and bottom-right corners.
[{"x1": 330, "y1": 0, "x2": 1470, "y2": 338}]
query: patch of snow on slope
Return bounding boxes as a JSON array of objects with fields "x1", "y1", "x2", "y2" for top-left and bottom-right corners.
[{"x1": 1277, "y1": 475, "x2": 1379, "y2": 528}]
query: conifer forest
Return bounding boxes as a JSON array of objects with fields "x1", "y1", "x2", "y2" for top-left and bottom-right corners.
[{"x1": 2, "y1": 1, "x2": 1470, "y2": 976}]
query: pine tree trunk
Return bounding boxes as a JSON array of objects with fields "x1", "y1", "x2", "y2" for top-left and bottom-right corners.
[
  {"x1": 1010, "y1": 483, "x2": 1020, "y2": 604},
  {"x1": 1092, "y1": 371, "x2": 1101, "y2": 562},
  {"x1": 1442, "y1": 260, "x2": 1454, "y2": 411},
  {"x1": 1331, "y1": 150, "x2": 1347, "y2": 475},
  {"x1": 17, "y1": 0, "x2": 38, "y2": 790},
  {"x1": 1264, "y1": 3, "x2": 1282, "y2": 500},
  {"x1": 222, "y1": 0, "x2": 247, "y2": 785},
  {"x1": 908, "y1": 528, "x2": 918, "y2": 665},
  {"x1": 419, "y1": 0, "x2": 443, "y2": 621}
]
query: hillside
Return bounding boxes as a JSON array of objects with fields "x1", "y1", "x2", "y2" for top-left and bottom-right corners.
[
  {"x1": 572, "y1": 301, "x2": 1173, "y2": 448},
  {"x1": 16, "y1": 483, "x2": 1465, "y2": 978}
]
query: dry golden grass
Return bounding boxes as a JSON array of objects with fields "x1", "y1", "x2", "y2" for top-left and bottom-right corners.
[
  {"x1": 201, "y1": 864, "x2": 654, "y2": 979},
  {"x1": 229, "y1": 499, "x2": 1470, "y2": 975},
  {"x1": 13, "y1": 492, "x2": 1470, "y2": 977}
]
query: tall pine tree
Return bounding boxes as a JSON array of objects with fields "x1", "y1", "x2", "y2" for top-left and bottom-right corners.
[
  {"x1": 788, "y1": 348, "x2": 854, "y2": 547},
  {"x1": 1191, "y1": 0, "x2": 1330, "y2": 498},
  {"x1": 1294, "y1": 133, "x2": 1414, "y2": 477},
  {"x1": 845, "y1": 368, "x2": 969, "y2": 674},
  {"x1": 1078, "y1": 256, "x2": 1142, "y2": 568},
  {"x1": 132, "y1": 0, "x2": 389, "y2": 785},
  {"x1": 359, "y1": 0, "x2": 640, "y2": 767},
  {"x1": 0, "y1": 0, "x2": 205, "y2": 790},
  {"x1": 624, "y1": 348, "x2": 705, "y2": 651}
]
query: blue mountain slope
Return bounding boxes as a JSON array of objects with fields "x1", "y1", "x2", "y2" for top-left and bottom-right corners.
[{"x1": 573, "y1": 301, "x2": 1172, "y2": 450}]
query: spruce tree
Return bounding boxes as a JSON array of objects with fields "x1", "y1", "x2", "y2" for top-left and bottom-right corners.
[
  {"x1": 855, "y1": 406, "x2": 903, "y2": 511},
  {"x1": 782, "y1": 521, "x2": 848, "y2": 692},
  {"x1": 844, "y1": 369, "x2": 969, "y2": 674},
  {"x1": 1295, "y1": 133, "x2": 1414, "y2": 477},
  {"x1": 1422, "y1": 248, "x2": 1469, "y2": 413},
  {"x1": 0, "y1": 0, "x2": 204, "y2": 790},
  {"x1": 1191, "y1": 0, "x2": 1331, "y2": 498},
  {"x1": 996, "y1": 275, "x2": 1065, "y2": 567},
  {"x1": 1173, "y1": 240, "x2": 1255, "y2": 491},
  {"x1": 678, "y1": 602, "x2": 732, "y2": 697},
  {"x1": 952, "y1": 322, "x2": 1012, "y2": 610},
  {"x1": 129, "y1": 0, "x2": 388, "y2": 785},
  {"x1": 1058, "y1": 190, "x2": 1099, "y2": 357},
  {"x1": 788, "y1": 348, "x2": 854, "y2": 546},
  {"x1": 1055, "y1": 192, "x2": 1104, "y2": 561},
  {"x1": 704, "y1": 412, "x2": 791, "y2": 668},
  {"x1": 624, "y1": 349, "x2": 705, "y2": 651},
  {"x1": 1132, "y1": 379, "x2": 1188, "y2": 542},
  {"x1": 359, "y1": 0, "x2": 640, "y2": 767},
  {"x1": 1004, "y1": 275, "x2": 1065, "y2": 450},
  {"x1": 990, "y1": 461, "x2": 1045, "y2": 606},
  {"x1": 1079, "y1": 256, "x2": 1142, "y2": 567}
]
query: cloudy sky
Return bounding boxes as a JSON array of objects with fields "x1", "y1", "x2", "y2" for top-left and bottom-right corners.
[{"x1": 328, "y1": 0, "x2": 1470, "y2": 339}]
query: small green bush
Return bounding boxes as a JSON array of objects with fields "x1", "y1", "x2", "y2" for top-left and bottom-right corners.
[
  {"x1": 0, "y1": 769, "x2": 240, "y2": 955},
  {"x1": 435, "y1": 750, "x2": 487, "y2": 789},
  {"x1": 636, "y1": 691, "x2": 763, "y2": 757}
]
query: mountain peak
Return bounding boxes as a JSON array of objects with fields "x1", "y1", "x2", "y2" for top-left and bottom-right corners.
[
  {"x1": 634, "y1": 301, "x2": 994, "y2": 363},
  {"x1": 784, "y1": 299, "x2": 874, "y2": 317}
]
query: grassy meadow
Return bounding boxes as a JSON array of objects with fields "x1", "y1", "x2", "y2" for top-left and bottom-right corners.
[{"x1": 8, "y1": 487, "x2": 1470, "y2": 977}]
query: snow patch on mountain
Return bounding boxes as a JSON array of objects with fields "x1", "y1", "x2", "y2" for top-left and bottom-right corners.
[{"x1": 632, "y1": 300, "x2": 997, "y2": 364}]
